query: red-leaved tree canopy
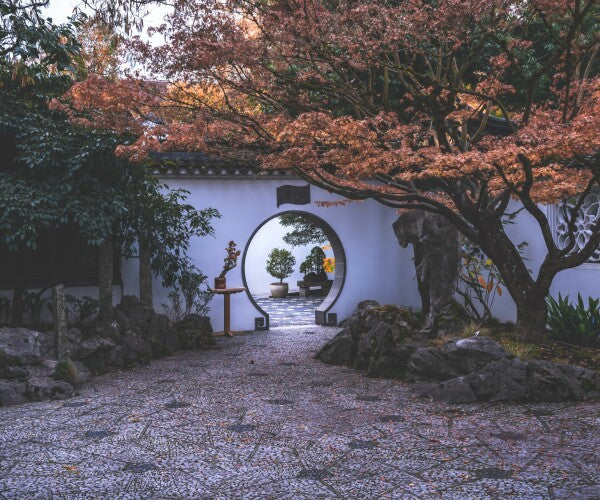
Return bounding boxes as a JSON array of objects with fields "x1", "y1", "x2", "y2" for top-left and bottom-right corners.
[{"x1": 56, "y1": 0, "x2": 600, "y2": 340}]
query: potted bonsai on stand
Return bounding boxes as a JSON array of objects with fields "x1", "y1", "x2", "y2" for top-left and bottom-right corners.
[
  {"x1": 215, "y1": 241, "x2": 241, "y2": 289},
  {"x1": 266, "y1": 248, "x2": 295, "y2": 298}
]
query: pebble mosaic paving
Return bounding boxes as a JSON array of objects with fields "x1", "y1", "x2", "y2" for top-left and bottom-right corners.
[
  {"x1": 1, "y1": 325, "x2": 599, "y2": 499},
  {"x1": 255, "y1": 296, "x2": 324, "y2": 326}
]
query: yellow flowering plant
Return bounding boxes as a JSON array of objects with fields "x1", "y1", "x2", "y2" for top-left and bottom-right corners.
[{"x1": 323, "y1": 257, "x2": 335, "y2": 274}]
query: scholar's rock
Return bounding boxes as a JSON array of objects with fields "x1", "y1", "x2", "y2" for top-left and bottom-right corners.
[{"x1": 0, "y1": 328, "x2": 44, "y2": 366}]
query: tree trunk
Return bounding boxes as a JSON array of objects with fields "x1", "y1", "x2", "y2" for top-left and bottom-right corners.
[
  {"x1": 98, "y1": 234, "x2": 113, "y2": 323},
  {"x1": 476, "y1": 222, "x2": 550, "y2": 343},
  {"x1": 139, "y1": 237, "x2": 153, "y2": 308},
  {"x1": 514, "y1": 292, "x2": 548, "y2": 343}
]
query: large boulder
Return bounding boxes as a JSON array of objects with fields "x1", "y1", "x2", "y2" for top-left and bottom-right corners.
[
  {"x1": 114, "y1": 296, "x2": 179, "y2": 356},
  {"x1": 108, "y1": 332, "x2": 152, "y2": 368},
  {"x1": 408, "y1": 336, "x2": 509, "y2": 380},
  {"x1": 176, "y1": 314, "x2": 215, "y2": 350},
  {"x1": 54, "y1": 359, "x2": 93, "y2": 386},
  {"x1": 71, "y1": 361, "x2": 92, "y2": 384},
  {"x1": 74, "y1": 336, "x2": 116, "y2": 374},
  {"x1": 416, "y1": 377, "x2": 478, "y2": 404},
  {"x1": 145, "y1": 314, "x2": 179, "y2": 356},
  {"x1": 26, "y1": 377, "x2": 74, "y2": 401},
  {"x1": 0, "y1": 380, "x2": 27, "y2": 406},
  {"x1": 317, "y1": 332, "x2": 356, "y2": 365},
  {"x1": 26, "y1": 359, "x2": 58, "y2": 379},
  {"x1": 416, "y1": 350, "x2": 600, "y2": 403},
  {"x1": 316, "y1": 302, "x2": 421, "y2": 378},
  {"x1": 1, "y1": 365, "x2": 28, "y2": 379},
  {"x1": 318, "y1": 303, "x2": 600, "y2": 403},
  {"x1": 0, "y1": 328, "x2": 45, "y2": 366},
  {"x1": 407, "y1": 347, "x2": 464, "y2": 381}
]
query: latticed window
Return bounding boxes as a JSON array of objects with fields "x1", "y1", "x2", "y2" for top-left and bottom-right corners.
[{"x1": 555, "y1": 193, "x2": 600, "y2": 263}]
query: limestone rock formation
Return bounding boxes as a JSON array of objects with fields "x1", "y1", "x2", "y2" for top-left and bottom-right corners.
[
  {"x1": 0, "y1": 295, "x2": 214, "y2": 407},
  {"x1": 393, "y1": 210, "x2": 459, "y2": 336},
  {"x1": 318, "y1": 301, "x2": 600, "y2": 403},
  {"x1": 316, "y1": 301, "x2": 421, "y2": 378},
  {"x1": 0, "y1": 327, "x2": 45, "y2": 366}
]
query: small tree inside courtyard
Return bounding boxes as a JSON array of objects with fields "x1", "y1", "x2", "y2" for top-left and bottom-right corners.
[{"x1": 266, "y1": 249, "x2": 295, "y2": 284}]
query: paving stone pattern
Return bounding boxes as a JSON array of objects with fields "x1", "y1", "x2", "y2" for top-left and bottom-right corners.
[
  {"x1": 255, "y1": 296, "x2": 323, "y2": 326},
  {"x1": 1, "y1": 326, "x2": 599, "y2": 499}
]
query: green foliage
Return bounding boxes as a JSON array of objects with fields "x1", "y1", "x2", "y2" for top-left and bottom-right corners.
[
  {"x1": 279, "y1": 214, "x2": 327, "y2": 247},
  {"x1": 0, "y1": 76, "x2": 135, "y2": 252},
  {"x1": 0, "y1": 2, "x2": 219, "y2": 324},
  {"x1": 162, "y1": 279, "x2": 213, "y2": 324},
  {"x1": 547, "y1": 294, "x2": 600, "y2": 346},
  {"x1": 119, "y1": 177, "x2": 220, "y2": 315},
  {"x1": 65, "y1": 295, "x2": 99, "y2": 325},
  {"x1": 299, "y1": 246, "x2": 326, "y2": 279},
  {"x1": 0, "y1": 0, "x2": 81, "y2": 76},
  {"x1": 455, "y1": 236, "x2": 504, "y2": 321},
  {"x1": 456, "y1": 234, "x2": 528, "y2": 322},
  {"x1": 22, "y1": 288, "x2": 50, "y2": 325},
  {"x1": 266, "y1": 248, "x2": 295, "y2": 283}
]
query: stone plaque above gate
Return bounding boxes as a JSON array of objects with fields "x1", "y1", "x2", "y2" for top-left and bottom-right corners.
[{"x1": 276, "y1": 184, "x2": 310, "y2": 207}]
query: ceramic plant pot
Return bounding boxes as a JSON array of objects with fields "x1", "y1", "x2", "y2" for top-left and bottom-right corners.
[
  {"x1": 214, "y1": 276, "x2": 227, "y2": 289},
  {"x1": 270, "y1": 282, "x2": 289, "y2": 298}
]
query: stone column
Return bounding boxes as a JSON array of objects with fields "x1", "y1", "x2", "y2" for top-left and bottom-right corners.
[
  {"x1": 52, "y1": 284, "x2": 68, "y2": 361},
  {"x1": 98, "y1": 234, "x2": 114, "y2": 323}
]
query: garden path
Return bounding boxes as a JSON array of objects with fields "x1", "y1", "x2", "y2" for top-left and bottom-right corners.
[
  {"x1": 0, "y1": 326, "x2": 599, "y2": 499},
  {"x1": 255, "y1": 296, "x2": 323, "y2": 326}
]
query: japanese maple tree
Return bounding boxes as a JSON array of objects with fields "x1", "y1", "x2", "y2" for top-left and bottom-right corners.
[{"x1": 61, "y1": 0, "x2": 600, "y2": 340}]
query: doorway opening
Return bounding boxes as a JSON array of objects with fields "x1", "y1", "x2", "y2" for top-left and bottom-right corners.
[{"x1": 242, "y1": 211, "x2": 346, "y2": 328}]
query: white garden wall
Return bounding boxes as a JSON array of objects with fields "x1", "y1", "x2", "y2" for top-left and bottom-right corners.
[
  {"x1": 5, "y1": 174, "x2": 599, "y2": 330},
  {"x1": 121, "y1": 176, "x2": 421, "y2": 331}
]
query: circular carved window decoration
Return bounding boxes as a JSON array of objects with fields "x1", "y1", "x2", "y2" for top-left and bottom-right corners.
[{"x1": 555, "y1": 193, "x2": 600, "y2": 263}]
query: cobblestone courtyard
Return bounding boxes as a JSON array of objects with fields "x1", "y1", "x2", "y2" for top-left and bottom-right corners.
[
  {"x1": 255, "y1": 297, "x2": 324, "y2": 326},
  {"x1": 1, "y1": 326, "x2": 599, "y2": 499}
]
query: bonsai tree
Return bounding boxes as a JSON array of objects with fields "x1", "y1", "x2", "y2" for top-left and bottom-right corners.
[
  {"x1": 266, "y1": 248, "x2": 295, "y2": 283},
  {"x1": 299, "y1": 246, "x2": 327, "y2": 281},
  {"x1": 219, "y1": 241, "x2": 241, "y2": 278}
]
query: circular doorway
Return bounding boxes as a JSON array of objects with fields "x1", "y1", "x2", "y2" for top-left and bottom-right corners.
[{"x1": 241, "y1": 211, "x2": 346, "y2": 329}]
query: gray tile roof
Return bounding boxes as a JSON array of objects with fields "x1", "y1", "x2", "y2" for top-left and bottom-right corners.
[{"x1": 150, "y1": 151, "x2": 297, "y2": 178}]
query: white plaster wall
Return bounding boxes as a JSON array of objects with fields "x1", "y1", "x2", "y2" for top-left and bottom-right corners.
[
  {"x1": 120, "y1": 177, "x2": 421, "y2": 331},
  {"x1": 244, "y1": 217, "x2": 334, "y2": 297},
  {"x1": 6, "y1": 181, "x2": 600, "y2": 329}
]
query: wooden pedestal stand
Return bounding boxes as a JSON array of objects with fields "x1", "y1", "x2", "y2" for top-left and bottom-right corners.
[{"x1": 210, "y1": 287, "x2": 246, "y2": 337}]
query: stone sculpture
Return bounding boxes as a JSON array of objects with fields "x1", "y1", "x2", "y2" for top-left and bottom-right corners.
[{"x1": 393, "y1": 209, "x2": 459, "y2": 336}]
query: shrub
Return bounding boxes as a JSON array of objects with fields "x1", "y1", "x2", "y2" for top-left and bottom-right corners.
[
  {"x1": 266, "y1": 248, "x2": 295, "y2": 283},
  {"x1": 65, "y1": 295, "x2": 99, "y2": 325},
  {"x1": 546, "y1": 294, "x2": 600, "y2": 346},
  {"x1": 162, "y1": 272, "x2": 212, "y2": 323}
]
